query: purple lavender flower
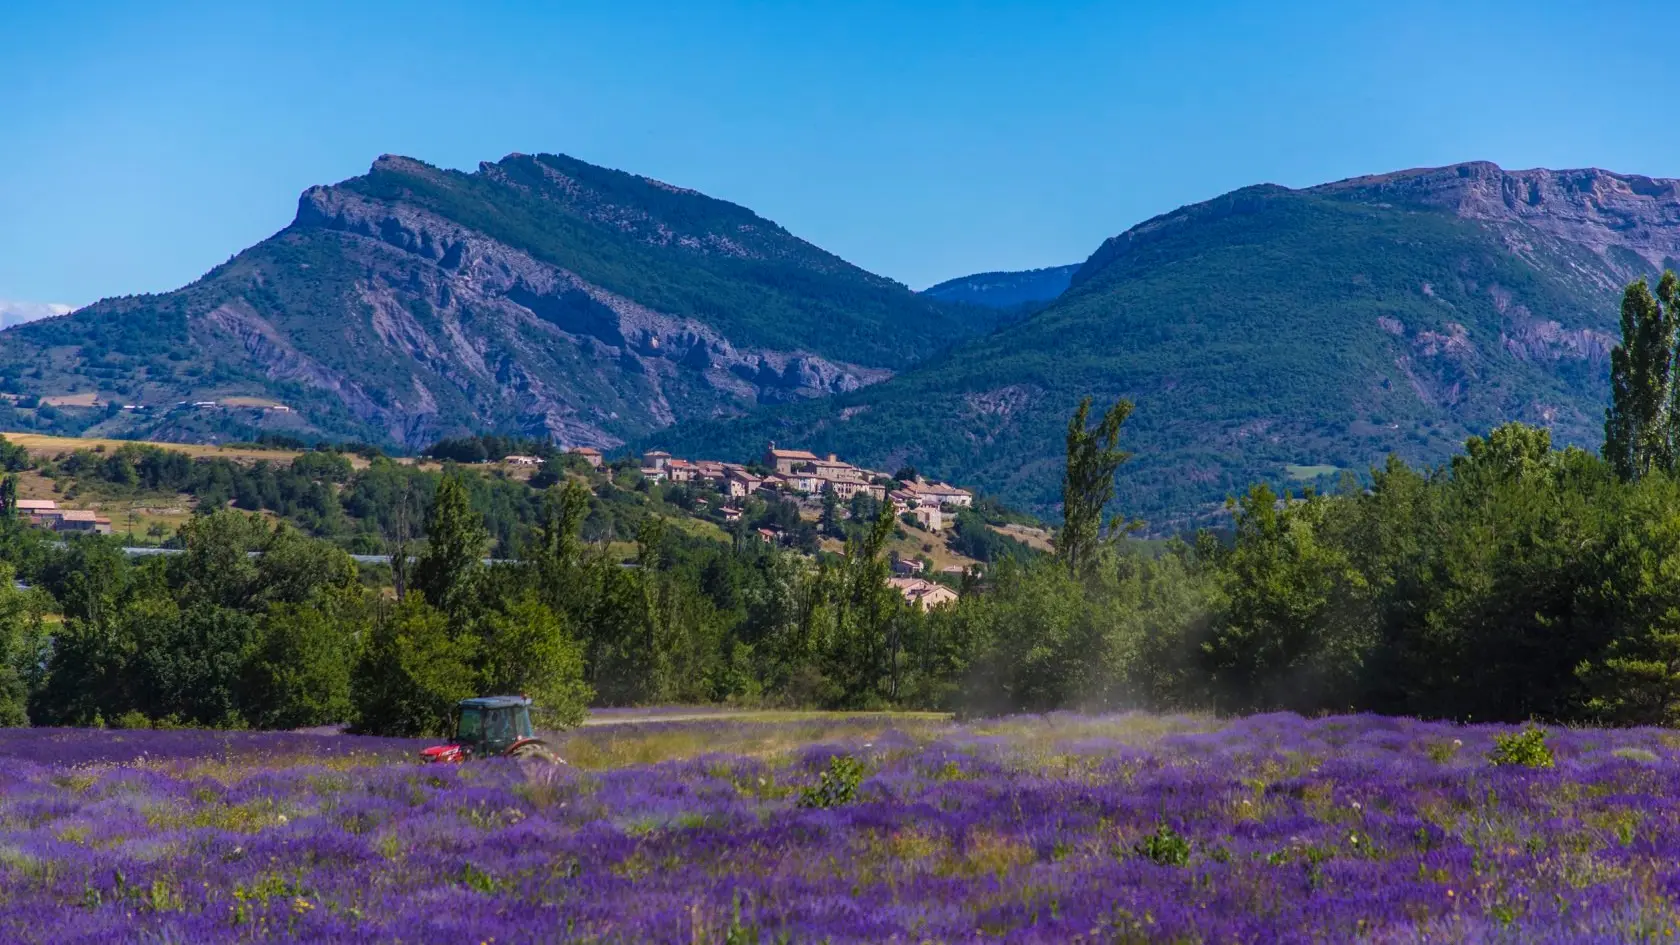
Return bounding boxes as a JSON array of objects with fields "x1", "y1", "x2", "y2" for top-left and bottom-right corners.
[{"x1": 0, "y1": 715, "x2": 1676, "y2": 942}]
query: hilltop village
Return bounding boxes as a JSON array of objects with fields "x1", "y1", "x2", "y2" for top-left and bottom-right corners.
[
  {"x1": 0, "y1": 430, "x2": 1006, "y2": 611},
  {"x1": 565, "y1": 444, "x2": 979, "y2": 609}
]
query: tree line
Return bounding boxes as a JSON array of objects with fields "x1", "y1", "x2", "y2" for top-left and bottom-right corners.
[{"x1": 1, "y1": 273, "x2": 1679, "y2": 730}]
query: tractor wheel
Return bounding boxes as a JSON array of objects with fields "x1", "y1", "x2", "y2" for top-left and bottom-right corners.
[{"x1": 508, "y1": 741, "x2": 563, "y2": 765}]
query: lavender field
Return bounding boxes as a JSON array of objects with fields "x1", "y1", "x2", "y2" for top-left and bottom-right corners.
[{"x1": 3, "y1": 714, "x2": 1680, "y2": 943}]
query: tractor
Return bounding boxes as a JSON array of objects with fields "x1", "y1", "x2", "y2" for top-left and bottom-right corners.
[{"x1": 420, "y1": 695, "x2": 563, "y2": 764}]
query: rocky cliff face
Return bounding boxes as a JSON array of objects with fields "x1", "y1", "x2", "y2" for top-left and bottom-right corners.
[
  {"x1": 263, "y1": 180, "x2": 885, "y2": 447},
  {"x1": 1317, "y1": 163, "x2": 1680, "y2": 286}
]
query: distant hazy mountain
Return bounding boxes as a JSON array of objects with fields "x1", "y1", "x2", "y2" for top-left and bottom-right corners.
[
  {"x1": 655, "y1": 162, "x2": 1679, "y2": 527},
  {"x1": 921, "y1": 264, "x2": 1078, "y2": 308},
  {"x1": 0, "y1": 152, "x2": 1003, "y2": 448},
  {"x1": 0, "y1": 300, "x2": 73, "y2": 330}
]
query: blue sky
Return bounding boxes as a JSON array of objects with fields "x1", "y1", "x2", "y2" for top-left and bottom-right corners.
[{"x1": 3, "y1": 0, "x2": 1676, "y2": 306}]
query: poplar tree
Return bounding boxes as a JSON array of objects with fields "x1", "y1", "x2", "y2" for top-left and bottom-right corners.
[
  {"x1": 411, "y1": 474, "x2": 489, "y2": 622},
  {"x1": 1058, "y1": 396, "x2": 1135, "y2": 576},
  {"x1": 1606, "y1": 271, "x2": 1680, "y2": 480}
]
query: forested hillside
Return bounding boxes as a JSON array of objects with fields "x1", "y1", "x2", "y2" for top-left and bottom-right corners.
[{"x1": 657, "y1": 165, "x2": 1674, "y2": 527}]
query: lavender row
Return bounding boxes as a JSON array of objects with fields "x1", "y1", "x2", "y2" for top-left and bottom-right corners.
[{"x1": 0, "y1": 713, "x2": 1677, "y2": 942}]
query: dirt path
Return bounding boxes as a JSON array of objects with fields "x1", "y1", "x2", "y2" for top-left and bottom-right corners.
[{"x1": 580, "y1": 710, "x2": 951, "y2": 728}]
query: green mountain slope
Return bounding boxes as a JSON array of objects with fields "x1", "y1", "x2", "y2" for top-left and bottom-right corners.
[
  {"x1": 654, "y1": 165, "x2": 1675, "y2": 528},
  {"x1": 921, "y1": 264, "x2": 1078, "y2": 308},
  {"x1": 0, "y1": 153, "x2": 987, "y2": 450}
]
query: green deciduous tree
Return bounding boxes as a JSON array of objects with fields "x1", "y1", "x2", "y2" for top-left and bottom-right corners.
[
  {"x1": 953, "y1": 558, "x2": 1093, "y2": 713},
  {"x1": 252, "y1": 525, "x2": 360, "y2": 609},
  {"x1": 820, "y1": 489, "x2": 844, "y2": 539},
  {"x1": 0, "y1": 564, "x2": 47, "y2": 726},
  {"x1": 1200, "y1": 485, "x2": 1375, "y2": 714},
  {"x1": 242, "y1": 598, "x2": 364, "y2": 729},
  {"x1": 129, "y1": 601, "x2": 260, "y2": 727},
  {"x1": 478, "y1": 593, "x2": 591, "y2": 728},
  {"x1": 172, "y1": 509, "x2": 267, "y2": 611},
  {"x1": 351, "y1": 596, "x2": 477, "y2": 737}
]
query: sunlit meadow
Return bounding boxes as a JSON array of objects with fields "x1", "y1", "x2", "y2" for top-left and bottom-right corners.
[{"x1": 3, "y1": 712, "x2": 1680, "y2": 942}]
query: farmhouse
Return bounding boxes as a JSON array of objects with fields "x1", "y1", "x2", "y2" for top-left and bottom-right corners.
[
  {"x1": 569, "y1": 447, "x2": 603, "y2": 468},
  {"x1": 501, "y1": 455, "x2": 543, "y2": 467},
  {"x1": 892, "y1": 556, "x2": 925, "y2": 576},
  {"x1": 888, "y1": 577, "x2": 959, "y2": 611},
  {"x1": 53, "y1": 510, "x2": 113, "y2": 535}
]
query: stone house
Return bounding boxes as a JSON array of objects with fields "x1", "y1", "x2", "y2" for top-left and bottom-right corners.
[
  {"x1": 765, "y1": 446, "x2": 822, "y2": 476},
  {"x1": 726, "y1": 469, "x2": 763, "y2": 498},
  {"x1": 911, "y1": 505, "x2": 944, "y2": 531}
]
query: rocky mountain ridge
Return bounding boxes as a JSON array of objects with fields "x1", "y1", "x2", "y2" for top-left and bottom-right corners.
[
  {"x1": 1317, "y1": 162, "x2": 1680, "y2": 275},
  {"x1": 0, "y1": 152, "x2": 982, "y2": 450}
]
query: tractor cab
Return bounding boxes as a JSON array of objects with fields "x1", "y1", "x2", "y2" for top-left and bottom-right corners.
[{"x1": 420, "y1": 695, "x2": 560, "y2": 764}]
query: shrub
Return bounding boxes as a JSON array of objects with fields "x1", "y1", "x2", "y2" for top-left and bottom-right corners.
[
  {"x1": 110, "y1": 709, "x2": 153, "y2": 730},
  {"x1": 1488, "y1": 726, "x2": 1554, "y2": 768},
  {"x1": 1425, "y1": 738, "x2": 1463, "y2": 763},
  {"x1": 798, "y1": 754, "x2": 865, "y2": 809},
  {"x1": 1135, "y1": 820, "x2": 1191, "y2": 866}
]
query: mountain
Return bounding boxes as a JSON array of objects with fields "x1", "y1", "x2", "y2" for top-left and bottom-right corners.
[
  {"x1": 654, "y1": 163, "x2": 1677, "y2": 528},
  {"x1": 921, "y1": 264, "x2": 1078, "y2": 309},
  {"x1": 0, "y1": 152, "x2": 995, "y2": 449},
  {"x1": 0, "y1": 300, "x2": 73, "y2": 330}
]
